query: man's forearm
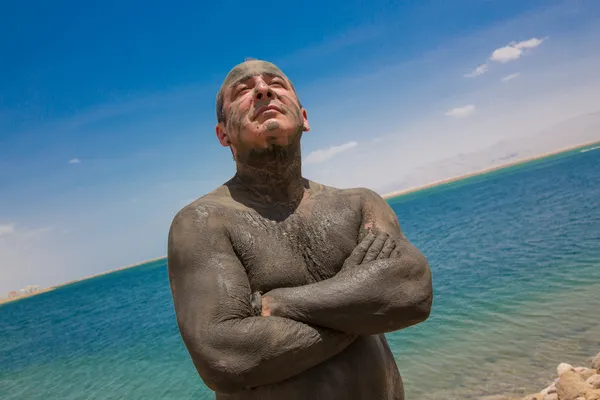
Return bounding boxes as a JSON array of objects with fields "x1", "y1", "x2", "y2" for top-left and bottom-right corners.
[
  {"x1": 190, "y1": 314, "x2": 355, "y2": 393},
  {"x1": 263, "y1": 254, "x2": 433, "y2": 335}
]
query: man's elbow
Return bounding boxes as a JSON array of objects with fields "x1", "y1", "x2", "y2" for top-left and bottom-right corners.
[
  {"x1": 191, "y1": 351, "x2": 255, "y2": 394},
  {"x1": 388, "y1": 256, "x2": 433, "y2": 330},
  {"x1": 411, "y1": 256, "x2": 433, "y2": 322},
  {"x1": 411, "y1": 284, "x2": 433, "y2": 324},
  {"x1": 181, "y1": 330, "x2": 258, "y2": 394}
]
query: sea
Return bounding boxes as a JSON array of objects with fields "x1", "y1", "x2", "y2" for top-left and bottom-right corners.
[{"x1": 1, "y1": 145, "x2": 599, "y2": 400}]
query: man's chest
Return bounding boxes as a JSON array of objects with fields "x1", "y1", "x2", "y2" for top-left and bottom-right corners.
[{"x1": 228, "y1": 202, "x2": 362, "y2": 293}]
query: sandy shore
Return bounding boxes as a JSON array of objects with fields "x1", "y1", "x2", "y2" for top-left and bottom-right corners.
[
  {"x1": 486, "y1": 351, "x2": 600, "y2": 400},
  {"x1": 381, "y1": 140, "x2": 600, "y2": 200}
]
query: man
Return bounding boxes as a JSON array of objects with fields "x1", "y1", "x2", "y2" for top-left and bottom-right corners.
[{"x1": 167, "y1": 59, "x2": 433, "y2": 400}]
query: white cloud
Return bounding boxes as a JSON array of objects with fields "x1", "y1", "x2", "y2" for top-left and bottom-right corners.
[
  {"x1": 514, "y1": 37, "x2": 545, "y2": 49},
  {"x1": 0, "y1": 223, "x2": 15, "y2": 236},
  {"x1": 490, "y1": 37, "x2": 546, "y2": 63},
  {"x1": 69, "y1": 158, "x2": 81, "y2": 164},
  {"x1": 304, "y1": 141, "x2": 358, "y2": 164},
  {"x1": 490, "y1": 46, "x2": 523, "y2": 63},
  {"x1": 0, "y1": 224, "x2": 52, "y2": 239},
  {"x1": 20, "y1": 227, "x2": 53, "y2": 239},
  {"x1": 445, "y1": 105, "x2": 476, "y2": 118},
  {"x1": 502, "y1": 73, "x2": 521, "y2": 82},
  {"x1": 464, "y1": 64, "x2": 489, "y2": 78}
]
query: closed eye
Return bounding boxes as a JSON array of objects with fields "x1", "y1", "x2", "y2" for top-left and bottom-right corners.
[{"x1": 234, "y1": 86, "x2": 249, "y2": 98}]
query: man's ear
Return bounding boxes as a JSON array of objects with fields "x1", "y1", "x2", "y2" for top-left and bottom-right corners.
[
  {"x1": 301, "y1": 108, "x2": 310, "y2": 132},
  {"x1": 215, "y1": 123, "x2": 231, "y2": 147}
]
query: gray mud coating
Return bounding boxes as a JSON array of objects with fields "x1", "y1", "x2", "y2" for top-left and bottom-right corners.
[
  {"x1": 168, "y1": 60, "x2": 432, "y2": 399},
  {"x1": 220, "y1": 60, "x2": 289, "y2": 95}
]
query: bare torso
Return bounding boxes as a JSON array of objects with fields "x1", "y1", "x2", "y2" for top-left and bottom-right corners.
[{"x1": 203, "y1": 182, "x2": 404, "y2": 399}]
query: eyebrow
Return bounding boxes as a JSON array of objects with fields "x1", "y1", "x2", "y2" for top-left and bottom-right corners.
[{"x1": 230, "y1": 72, "x2": 284, "y2": 88}]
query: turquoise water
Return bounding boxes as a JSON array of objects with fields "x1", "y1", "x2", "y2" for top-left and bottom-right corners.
[{"x1": 2, "y1": 148, "x2": 600, "y2": 399}]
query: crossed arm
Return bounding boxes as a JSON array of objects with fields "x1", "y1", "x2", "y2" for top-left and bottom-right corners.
[
  {"x1": 168, "y1": 205, "x2": 356, "y2": 394},
  {"x1": 261, "y1": 189, "x2": 433, "y2": 335},
  {"x1": 167, "y1": 190, "x2": 432, "y2": 393}
]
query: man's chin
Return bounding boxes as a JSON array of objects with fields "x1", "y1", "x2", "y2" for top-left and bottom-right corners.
[{"x1": 243, "y1": 138, "x2": 301, "y2": 165}]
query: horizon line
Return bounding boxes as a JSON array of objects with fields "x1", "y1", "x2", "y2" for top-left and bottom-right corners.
[{"x1": 2, "y1": 138, "x2": 599, "y2": 304}]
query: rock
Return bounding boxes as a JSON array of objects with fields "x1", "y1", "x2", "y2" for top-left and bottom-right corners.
[
  {"x1": 478, "y1": 396, "x2": 518, "y2": 400},
  {"x1": 558, "y1": 363, "x2": 576, "y2": 376},
  {"x1": 542, "y1": 393, "x2": 558, "y2": 400},
  {"x1": 522, "y1": 394, "x2": 543, "y2": 400},
  {"x1": 586, "y1": 388, "x2": 600, "y2": 400},
  {"x1": 587, "y1": 374, "x2": 600, "y2": 389},
  {"x1": 556, "y1": 371, "x2": 590, "y2": 400},
  {"x1": 540, "y1": 383, "x2": 557, "y2": 395},
  {"x1": 576, "y1": 367, "x2": 599, "y2": 381},
  {"x1": 593, "y1": 352, "x2": 600, "y2": 369}
]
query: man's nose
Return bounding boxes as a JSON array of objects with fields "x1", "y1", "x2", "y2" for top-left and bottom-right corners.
[{"x1": 254, "y1": 81, "x2": 273, "y2": 101}]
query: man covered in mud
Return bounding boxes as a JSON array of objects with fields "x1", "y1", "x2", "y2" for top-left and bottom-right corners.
[{"x1": 167, "y1": 59, "x2": 433, "y2": 400}]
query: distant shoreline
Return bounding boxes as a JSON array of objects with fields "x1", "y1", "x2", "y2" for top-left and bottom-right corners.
[
  {"x1": 381, "y1": 139, "x2": 600, "y2": 200},
  {"x1": 0, "y1": 256, "x2": 167, "y2": 306},
  {"x1": 50, "y1": 256, "x2": 168, "y2": 290},
  {"x1": 3, "y1": 139, "x2": 599, "y2": 306}
]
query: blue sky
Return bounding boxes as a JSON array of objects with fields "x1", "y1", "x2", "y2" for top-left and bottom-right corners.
[{"x1": 2, "y1": 0, "x2": 600, "y2": 294}]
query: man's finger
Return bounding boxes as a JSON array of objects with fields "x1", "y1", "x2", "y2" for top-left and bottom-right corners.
[
  {"x1": 390, "y1": 246, "x2": 402, "y2": 259},
  {"x1": 345, "y1": 232, "x2": 376, "y2": 265},
  {"x1": 363, "y1": 232, "x2": 389, "y2": 263},
  {"x1": 376, "y1": 238, "x2": 396, "y2": 260}
]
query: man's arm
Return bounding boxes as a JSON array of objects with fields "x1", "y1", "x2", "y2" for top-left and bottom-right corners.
[
  {"x1": 262, "y1": 188, "x2": 433, "y2": 336},
  {"x1": 167, "y1": 204, "x2": 356, "y2": 394}
]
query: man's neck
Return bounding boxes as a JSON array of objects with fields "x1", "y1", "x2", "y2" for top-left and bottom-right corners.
[{"x1": 233, "y1": 144, "x2": 306, "y2": 206}]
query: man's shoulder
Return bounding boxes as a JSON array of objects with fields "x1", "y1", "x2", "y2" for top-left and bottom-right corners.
[
  {"x1": 310, "y1": 181, "x2": 382, "y2": 203},
  {"x1": 170, "y1": 185, "x2": 239, "y2": 234}
]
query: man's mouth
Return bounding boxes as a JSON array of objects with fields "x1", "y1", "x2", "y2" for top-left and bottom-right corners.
[{"x1": 254, "y1": 105, "x2": 282, "y2": 119}]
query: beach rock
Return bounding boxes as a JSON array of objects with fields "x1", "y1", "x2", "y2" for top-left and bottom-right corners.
[
  {"x1": 521, "y1": 394, "x2": 543, "y2": 400},
  {"x1": 478, "y1": 396, "x2": 518, "y2": 400},
  {"x1": 576, "y1": 368, "x2": 598, "y2": 381},
  {"x1": 542, "y1": 393, "x2": 558, "y2": 400},
  {"x1": 558, "y1": 363, "x2": 576, "y2": 376},
  {"x1": 556, "y1": 371, "x2": 590, "y2": 400},
  {"x1": 592, "y1": 352, "x2": 600, "y2": 369},
  {"x1": 586, "y1": 374, "x2": 600, "y2": 389},
  {"x1": 540, "y1": 383, "x2": 557, "y2": 395},
  {"x1": 586, "y1": 388, "x2": 600, "y2": 400}
]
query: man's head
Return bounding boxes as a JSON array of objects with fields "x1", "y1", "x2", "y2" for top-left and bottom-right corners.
[{"x1": 215, "y1": 60, "x2": 310, "y2": 164}]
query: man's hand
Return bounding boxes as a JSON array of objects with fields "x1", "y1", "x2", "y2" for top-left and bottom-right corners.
[
  {"x1": 257, "y1": 188, "x2": 432, "y2": 336},
  {"x1": 342, "y1": 231, "x2": 397, "y2": 270},
  {"x1": 261, "y1": 232, "x2": 396, "y2": 317}
]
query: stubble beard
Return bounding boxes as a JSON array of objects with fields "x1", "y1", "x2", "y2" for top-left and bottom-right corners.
[
  {"x1": 237, "y1": 110, "x2": 304, "y2": 168},
  {"x1": 242, "y1": 126, "x2": 303, "y2": 168}
]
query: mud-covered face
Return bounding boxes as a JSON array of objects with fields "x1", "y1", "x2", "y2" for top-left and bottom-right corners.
[{"x1": 215, "y1": 60, "x2": 310, "y2": 161}]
